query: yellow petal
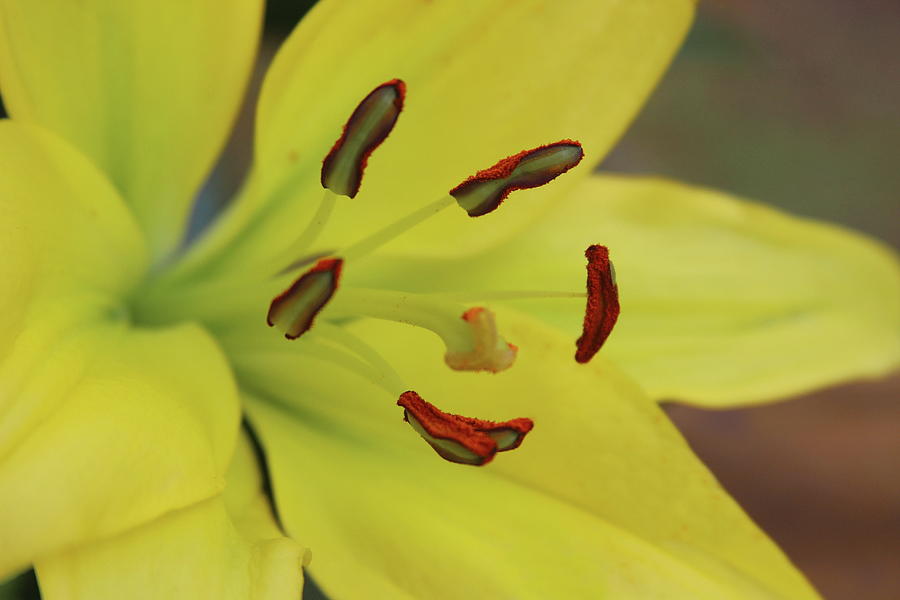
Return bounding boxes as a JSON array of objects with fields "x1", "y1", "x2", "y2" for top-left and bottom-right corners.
[
  {"x1": 240, "y1": 312, "x2": 818, "y2": 599},
  {"x1": 369, "y1": 175, "x2": 900, "y2": 406},
  {"x1": 593, "y1": 177, "x2": 900, "y2": 404},
  {"x1": 36, "y1": 434, "x2": 305, "y2": 600},
  {"x1": 0, "y1": 120, "x2": 146, "y2": 350},
  {"x1": 0, "y1": 121, "x2": 240, "y2": 576},
  {"x1": 0, "y1": 322, "x2": 240, "y2": 578},
  {"x1": 0, "y1": 0, "x2": 264, "y2": 258},
  {"x1": 224, "y1": 428, "x2": 304, "y2": 555},
  {"x1": 186, "y1": 0, "x2": 695, "y2": 274}
]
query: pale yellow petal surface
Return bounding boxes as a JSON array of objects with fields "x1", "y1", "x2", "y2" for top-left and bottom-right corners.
[
  {"x1": 364, "y1": 175, "x2": 900, "y2": 406},
  {"x1": 0, "y1": 322, "x2": 240, "y2": 578},
  {"x1": 1, "y1": 119, "x2": 145, "y2": 462},
  {"x1": 239, "y1": 312, "x2": 818, "y2": 599},
  {"x1": 0, "y1": 122, "x2": 240, "y2": 576},
  {"x1": 0, "y1": 120, "x2": 146, "y2": 359},
  {"x1": 0, "y1": 0, "x2": 264, "y2": 258},
  {"x1": 35, "y1": 435, "x2": 305, "y2": 600},
  {"x1": 184, "y1": 0, "x2": 695, "y2": 276}
]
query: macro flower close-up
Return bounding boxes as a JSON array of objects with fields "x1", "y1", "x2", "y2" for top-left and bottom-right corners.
[{"x1": 1, "y1": 1, "x2": 898, "y2": 599}]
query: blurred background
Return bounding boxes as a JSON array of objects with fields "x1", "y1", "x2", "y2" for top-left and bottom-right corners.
[
  {"x1": 3, "y1": 1, "x2": 897, "y2": 599},
  {"x1": 603, "y1": 3, "x2": 900, "y2": 599}
]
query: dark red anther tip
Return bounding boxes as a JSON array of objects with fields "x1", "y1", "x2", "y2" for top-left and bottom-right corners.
[
  {"x1": 449, "y1": 140, "x2": 584, "y2": 217},
  {"x1": 267, "y1": 257, "x2": 343, "y2": 339},
  {"x1": 398, "y1": 391, "x2": 534, "y2": 466},
  {"x1": 575, "y1": 245, "x2": 620, "y2": 363},
  {"x1": 321, "y1": 79, "x2": 406, "y2": 198}
]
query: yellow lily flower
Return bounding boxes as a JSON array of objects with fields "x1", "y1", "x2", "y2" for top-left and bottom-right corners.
[{"x1": 0, "y1": 1, "x2": 897, "y2": 599}]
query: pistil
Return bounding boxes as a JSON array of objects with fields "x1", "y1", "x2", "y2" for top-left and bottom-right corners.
[
  {"x1": 327, "y1": 288, "x2": 517, "y2": 373},
  {"x1": 444, "y1": 307, "x2": 517, "y2": 373}
]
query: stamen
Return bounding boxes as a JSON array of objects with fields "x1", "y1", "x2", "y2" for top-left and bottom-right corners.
[
  {"x1": 312, "y1": 322, "x2": 407, "y2": 394},
  {"x1": 321, "y1": 79, "x2": 406, "y2": 198},
  {"x1": 267, "y1": 258, "x2": 343, "y2": 339},
  {"x1": 575, "y1": 245, "x2": 620, "y2": 363},
  {"x1": 453, "y1": 413, "x2": 534, "y2": 452},
  {"x1": 338, "y1": 142, "x2": 583, "y2": 262},
  {"x1": 450, "y1": 140, "x2": 584, "y2": 217},
  {"x1": 277, "y1": 249, "x2": 336, "y2": 277},
  {"x1": 444, "y1": 307, "x2": 517, "y2": 373},
  {"x1": 328, "y1": 289, "x2": 516, "y2": 373},
  {"x1": 273, "y1": 189, "x2": 339, "y2": 271},
  {"x1": 397, "y1": 391, "x2": 534, "y2": 466},
  {"x1": 339, "y1": 195, "x2": 456, "y2": 262}
]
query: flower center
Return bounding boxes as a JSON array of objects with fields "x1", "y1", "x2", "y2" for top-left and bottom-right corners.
[
  {"x1": 259, "y1": 80, "x2": 619, "y2": 465},
  {"x1": 136, "y1": 80, "x2": 620, "y2": 466}
]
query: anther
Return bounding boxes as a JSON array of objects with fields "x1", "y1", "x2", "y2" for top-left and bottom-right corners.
[
  {"x1": 339, "y1": 141, "x2": 583, "y2": 263},
  {"x1": 267, "y1": 258, "x2": 343, "y2": 339},
  {"x1": 450, "y1": 140, "x2": 584, "y2": 217},
  {"x1": 321, "y1": 79, "x2": 406, "y2": 198},
  {"x1": 575, "y1": 245, "x2": 620, "y2": 363},
  {"x1": 397, "y1": 391, "x2": 534, "y2": 466},
  {"x1": 444, "y1": 307, "x2": 517, "y2": 373}
]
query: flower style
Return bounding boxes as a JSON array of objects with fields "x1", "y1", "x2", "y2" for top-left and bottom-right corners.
[{"x1": 1, "y1": 1, "x2": 898, "y2": 599}]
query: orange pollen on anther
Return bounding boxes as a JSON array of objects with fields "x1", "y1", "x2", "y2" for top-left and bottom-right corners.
[
  {"x1": 267, "y1": 258, "x2": 343, "y2": 340},
  {"x1": 575, "y1": 245, "x2": 620, "y2": 363},
  {"x1": 449, "y1": 139, "x2": 584, "y2": 217},
  {"x1": 454, "y1": 412, "x2": 534, "y2": 451},
  {"x1": 397, "y1": 391, "x2": 534, "y2": 466},
  {"x1": 321, "y1": 79, "x2": 406, "y2": 198}
]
